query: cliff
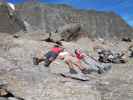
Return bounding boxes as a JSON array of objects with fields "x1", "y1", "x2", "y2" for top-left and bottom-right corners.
[{"x1": 0, "y1": 3, "x2": 133, "y2": 40}]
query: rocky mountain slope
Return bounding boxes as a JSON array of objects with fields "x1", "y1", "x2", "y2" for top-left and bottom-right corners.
[
  {"x1": 0, "y1": 33, "x2": 133, "y2": 100},
  {"x1": 0, "y1": 2, "x2": 133, "y2": 100},
  {"x1": 17, "y1": 3, "x2": 133, "y2": 38},
  {"x1": 0, "y1": 3, "x2": 133, "y2": 40}
]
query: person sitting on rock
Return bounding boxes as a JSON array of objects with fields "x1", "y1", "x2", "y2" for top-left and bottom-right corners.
[
  {"x1": 74, "y1": 49, "x2": 111, "y2": 74},
  {"x1": 33, "y1": 44, "x2": 64, "y2": 67},
  {"x1": 57, "y1": 51, "x2": 89, "y2": 74}
]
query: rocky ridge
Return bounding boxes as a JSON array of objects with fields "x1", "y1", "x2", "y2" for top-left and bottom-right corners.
[
  {"x1": 0, "y1": 3, "x2": 133, "y2": 41},
  {"x1": 0, "y1": 2, "x2": 133, "y2": 100},
  {"x1": 0, "y1": 33, "x2": 133, "y2": 100}
]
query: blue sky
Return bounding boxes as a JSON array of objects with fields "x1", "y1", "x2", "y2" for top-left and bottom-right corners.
[{"x1": 7, "y1": 0, "x2": 133, "y2": 27}]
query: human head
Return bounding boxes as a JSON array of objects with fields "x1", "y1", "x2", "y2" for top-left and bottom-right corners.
[{"x1": 75, "y1": 48, "x2": 82, "y2": 54}]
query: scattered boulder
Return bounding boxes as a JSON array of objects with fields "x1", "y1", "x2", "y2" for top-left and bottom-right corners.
[
  {"x1": 121, "y1": 37, "x2": 132, "y2": 42},
  {"x1": 0, "y1": 97, "x2": 8, "y2": 100},
  {"x1": 0, "y1": 88, "x2": 8, "y2": 97},
  {"x1": 0, "y1": 87, "x2": 24, "y2": 100},
  {"x1": 0, "y1": 80, "x2": 8, "y2": 87},
  {"x1": 17, "y1": 3, "x2": 133, "y2": 39},
  {"x1": 128, "y1": 44, "x2": 133, "y2": 57},
  {"x1": 98, "y1": 49, "x2": 127, "y2": 63},
  {"x1": 0, "y1": 3, "x2": 26, "y2": 33},
  {"x1": 0, "y1": 71, "x2": 30, "y2": 100},
  {"x1": 58, "y1": 23, "x2": 81, "y2": 41}
]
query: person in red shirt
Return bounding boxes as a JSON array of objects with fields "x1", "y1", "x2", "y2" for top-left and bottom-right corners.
[
  {"x1": 74, "y1": 49, "x2": 111, "y2": 74},
  {"x1": 44, "y1": 45, "x2": 64, "y2": 67},
  {"x1": 75, "y1": 49, "x2": 86, "y2": 60},
  {"x1": 33, "y1": 44, "x2": 64, "y2": 67},
  {"x1": 56, "y1": 51, "x2": 88, "y2": 74}
]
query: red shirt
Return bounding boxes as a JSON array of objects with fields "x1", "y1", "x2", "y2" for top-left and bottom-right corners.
[
  {"x1": 75, "y1": 49, "x2": 85, "y2": 60},
  {"x1": 51, "y1": 47, "x2": 63, "y2": 54}
]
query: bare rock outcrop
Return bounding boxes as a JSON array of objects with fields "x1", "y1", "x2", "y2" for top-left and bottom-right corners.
[
  {"x1": 0, "y1": 33, "x2": 133, "y2": 100},
  {"x1": 0, "y1": 3, "x2": 26, "y2": 33},
  {"x1": 0, "y1": 3, "x2": 132, "y2": 41},
  {"x1": 16, "y1": 3, "x2": 133, "y2": 40}
]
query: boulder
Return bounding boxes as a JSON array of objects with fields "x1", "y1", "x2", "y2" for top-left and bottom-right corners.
[
  {"x1": 58, "y1": 23, "x2": 81, "y2": 41},
  {"x1": 0, "y1": 3, "x2": 26, "y2": 33}
]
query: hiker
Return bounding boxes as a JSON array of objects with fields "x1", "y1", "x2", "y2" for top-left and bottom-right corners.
[
  {"x1": 44, "y1": 45, "x2": 64, "y2": 67},
  {"x1": 75, "y1": 49, "x2": 111, "y2": 74},
  {"x1": 57, "y1": 51, "x2": 89, "y2": 74},
  {"x1": 33, "y1": 44, "x2": 64, "y2": 67}
]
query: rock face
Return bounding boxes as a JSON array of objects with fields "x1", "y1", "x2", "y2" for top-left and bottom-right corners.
[
  {"x1": 16, "y1": 3, "x2": 133, "y2": 39},
  {"x1": 0, "y1": 34, "x2": 133, "y2": 100},
  {"x1": 0, "y1": 3, "x2": 133, "y2": 40},
  {"x1": 0, "y1": 2, "x2": 133, "y2": 100},
  {"x1": 0, "y1": 3, "x2": 26, "y2": 33}
]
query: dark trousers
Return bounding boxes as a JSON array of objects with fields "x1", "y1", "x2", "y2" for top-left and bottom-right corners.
[{"x1": 44, "y1": 51, "x2": 58, "y2": 67}]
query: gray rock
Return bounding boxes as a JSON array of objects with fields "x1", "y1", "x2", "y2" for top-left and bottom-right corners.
[
  {"x1": 0, "y1": 3, "x2": 26, "y2": 33},
  {"x1": 0, "y1": 3, "x2": 133, "y2": 40},
  {"x1": 0, "y1": 80, "x2": 8, "y2": 86},
  {"x1": 58, "y1": 23, "x2": 81, "y2": 41},
  {"x1": 0, "y1": 29, "x2": 133, "y2": 100},
  {"x1": 8, "y1": 97, "x2": 19, "y2": 100},
  {"x1": 0, "y1": 97, "x2": 8, "y2": 100}
]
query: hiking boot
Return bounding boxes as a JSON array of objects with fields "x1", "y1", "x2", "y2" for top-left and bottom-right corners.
[
  {"x1": 44, "y1": 61, "x2": 51, "y2": 67},
  {"x1": 33, "y1": 57, "x2": 39, "y2": 65},
  {"x1": 81, "y1": 68, "x2": 90, "y2": 74},
  {"x1": 104, "y1": 64, "x2": 111, "y2": 70},
  {"x1": 97, "y1": 68, "x2": 104, "y2": 74},
  {"x1": 44, "y1": 59, "x2": 51, "y2": 67},
  {"x1": 69, "y1": 68, "x2": 77, "y2": 74}
]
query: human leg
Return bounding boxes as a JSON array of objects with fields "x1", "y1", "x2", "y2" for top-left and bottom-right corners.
[
  {"x1": 72, "y1": 60, "x2": 89, "y2": 74},
  {"x1": 65, "y1": 60, "x2": 77, "y2": 74},
  {"x1": 82, "y1": 57, "x2": 105, "y2": 74},
  {"x1": 82, "y1": 58, "x2": 99, "y2": 71},
  {"x1": 44, "y1": 52, "x2": 58, "y2": 67}
]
